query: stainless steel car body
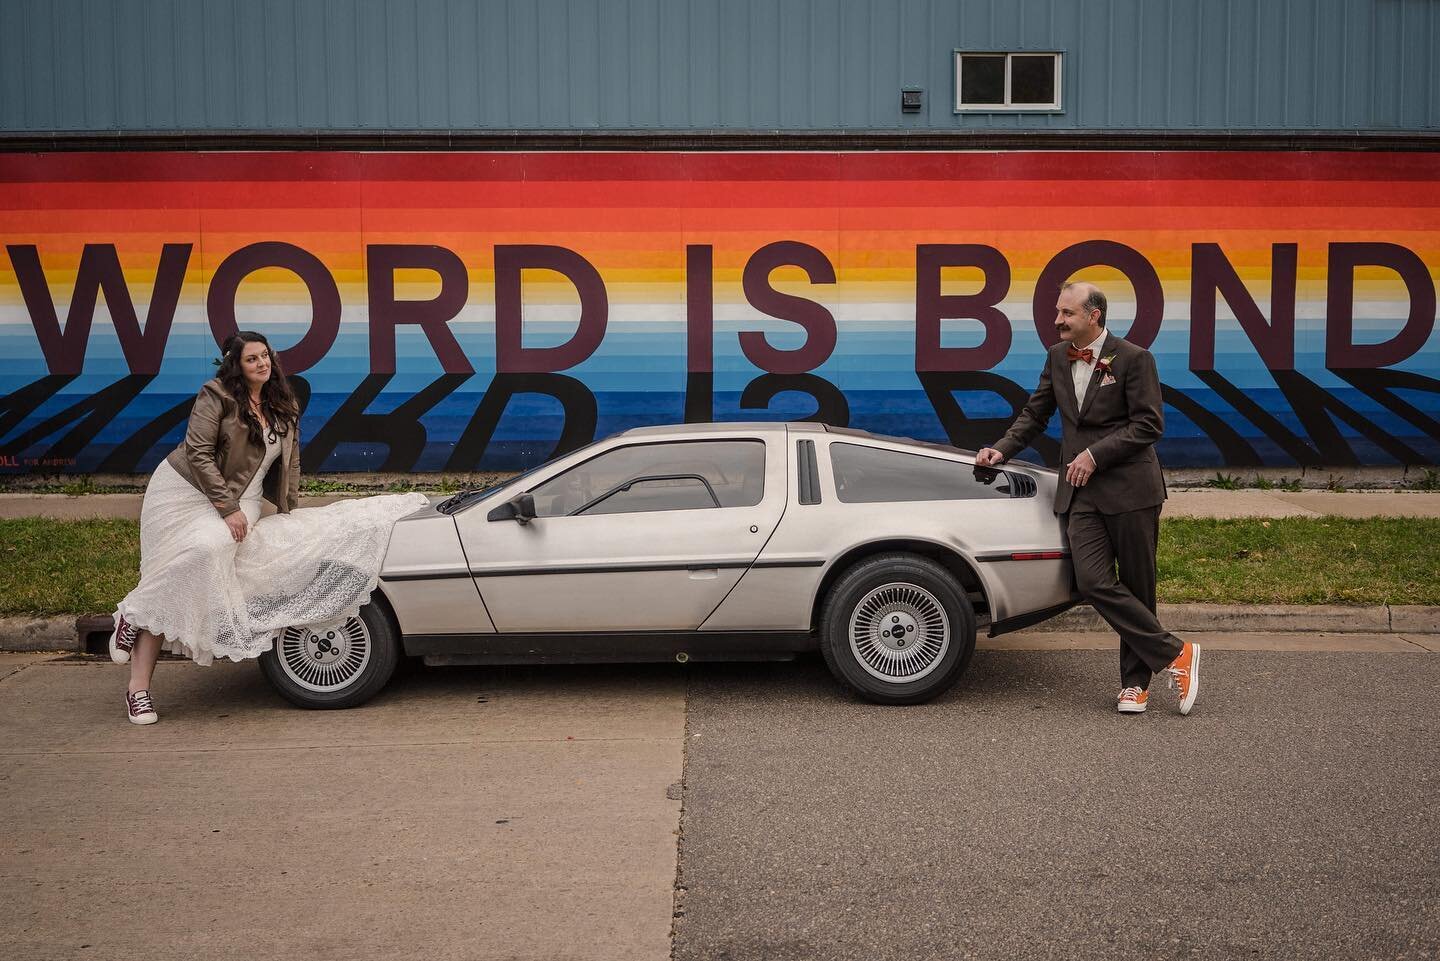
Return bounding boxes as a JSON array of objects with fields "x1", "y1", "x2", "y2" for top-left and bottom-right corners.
[{"x1": 374, "y1": 422, "x2": 1078, "y2": 663}]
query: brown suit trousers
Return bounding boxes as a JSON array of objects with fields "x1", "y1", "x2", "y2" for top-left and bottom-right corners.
[{"x1": 1067, "y1": 495, "x2": 1182, "y2": 689}]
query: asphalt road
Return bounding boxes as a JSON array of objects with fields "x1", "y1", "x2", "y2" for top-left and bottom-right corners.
[{"x1": 674, "y1": 651, "x2": 1440, "y2": 961}]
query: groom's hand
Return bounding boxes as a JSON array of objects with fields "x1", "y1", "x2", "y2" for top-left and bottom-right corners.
[
  {"x1": 975, "y1": 447, "x2": 1005, "y2": 467},
  {"x1": 1065, "y1": 449, "x2": 1098, "y2": 487}
]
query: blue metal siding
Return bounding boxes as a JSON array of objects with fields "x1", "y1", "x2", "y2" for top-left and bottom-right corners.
[{"x1": 1, "y1": 0, "x2": 1437, "y2": 132}]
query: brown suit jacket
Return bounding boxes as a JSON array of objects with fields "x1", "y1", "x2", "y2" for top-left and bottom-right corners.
[
  {"x1": 994, "y1": 331, "x2": 1167, "y2": 515},
  {"x1": 164, "y1": 378, "x2": 301, "y2": 518}
]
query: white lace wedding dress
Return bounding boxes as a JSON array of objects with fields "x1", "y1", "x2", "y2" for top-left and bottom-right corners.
[{"x1": 113, "y1": 433, "x2": 428, "y2": 665}]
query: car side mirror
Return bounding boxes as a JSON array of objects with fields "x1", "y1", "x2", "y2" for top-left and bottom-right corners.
[{"x1": 487, "y1": 493, "x2": 537, "y2": 524}]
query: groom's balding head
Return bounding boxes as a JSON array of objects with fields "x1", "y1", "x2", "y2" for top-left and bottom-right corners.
[
  {"x1": 1055, "y1": 281, "x2": 1107, "y2": 344},
  {"x1": 1062, "y1": 281, "x2": 1107, "y2": 328}
]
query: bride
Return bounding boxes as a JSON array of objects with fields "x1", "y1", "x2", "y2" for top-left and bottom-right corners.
[{"x1": 109, "y1": 331, "x2": 427, "y2": 724}]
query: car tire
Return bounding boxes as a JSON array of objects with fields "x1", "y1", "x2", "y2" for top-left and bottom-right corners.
[
  {"x1": 258, "y1": 599, "x2": 400, "y2": 710},
  {"x1": 819, "y1": 552, "x2": 976, "y2": 705}
]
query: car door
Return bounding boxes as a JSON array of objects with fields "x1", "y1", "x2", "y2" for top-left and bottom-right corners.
[{"x1": 455, "y1": 434, "x2": 787, "y2": 633}]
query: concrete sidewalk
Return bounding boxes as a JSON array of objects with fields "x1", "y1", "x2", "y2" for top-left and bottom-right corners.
[
  {"x1": 1162, "y1": 487, "x2": 1440, "y2": 518},
  {"x1": 4, "y1": 488, "x2": 1440, "y2": 521},
  {"x1": 0, "y1": 654, "x2": 684, "y2": 961}
]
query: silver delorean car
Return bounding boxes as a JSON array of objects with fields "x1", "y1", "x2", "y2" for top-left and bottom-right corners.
[{"x1": 259, "y1": 423, "x2": 1079, "y2": 708}]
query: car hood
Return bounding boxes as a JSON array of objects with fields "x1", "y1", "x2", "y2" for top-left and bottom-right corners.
[{"x1": 396, "y1": 495, "x2": 451, "y2": 522}]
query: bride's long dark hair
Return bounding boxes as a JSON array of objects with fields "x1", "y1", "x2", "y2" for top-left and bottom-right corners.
[{"x1": 215, "y1": 331, "x2": 300, "y2": 446}]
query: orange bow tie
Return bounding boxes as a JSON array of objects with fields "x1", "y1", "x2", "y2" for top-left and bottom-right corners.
[{"x1": 1066, "y1": 346, "x2": 1094, "y2": 364}]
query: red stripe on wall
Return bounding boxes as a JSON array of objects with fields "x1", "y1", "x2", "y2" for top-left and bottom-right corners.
[
  {"x1": 8, "y1": 178, "x2": 1440, "y2": 213},
  {"x1": 2, "y1": 151, "x2": 1437, "y2": 185}
]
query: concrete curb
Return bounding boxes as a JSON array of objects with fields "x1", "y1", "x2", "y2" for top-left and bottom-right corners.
[
  {"x1": 0, "y1": 616, "x2": 82, "y2": 652},
  {"x1": 1013, "y1": 602, "x2": 1401, "y2": 636},
  {"x1": 1391, "y1": 606, "x2": 1440, "y2": 633},
  {"x1": 4, "y1": 604, "x2": 1437, "y2": 654}
]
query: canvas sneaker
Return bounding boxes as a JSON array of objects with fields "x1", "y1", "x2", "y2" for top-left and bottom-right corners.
[
  {"x1": 126, "y1": 689, "x2": 158, "y2": 725},
  {"x1": 1117, "y1": 687, "x2": 1148, "y2": 713},
  {"x1": 110, "y1": 615, "x2": 138, "y2": 664},
  {"x1": 1166, "y1": 641, "x2": 1201, "y2": 715}
]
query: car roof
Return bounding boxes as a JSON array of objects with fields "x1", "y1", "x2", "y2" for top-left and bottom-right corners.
[
  {"x1": 824, "y1": 425, "x2": 968, "y2": 454},
  {"x1": 614, "y1": 422, "x2": 963, "y2": 452},
  {"x1": 617, "y1": 421, "x2": 797, "y2": 438},
  {"x1": 607, "y1": 422, "x2": 1053, "y2": 475}
]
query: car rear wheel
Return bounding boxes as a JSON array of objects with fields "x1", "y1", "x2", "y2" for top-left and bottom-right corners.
[
  {"x1": 819, "y1": 552, "x2": 976, "y2": 705},
  {"x1": 258, "y1": 599, "x2": 399, "y2": 709}
]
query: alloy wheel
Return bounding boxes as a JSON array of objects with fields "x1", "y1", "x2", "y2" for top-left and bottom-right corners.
[
  {"x1": 276, "y1": 617, "x2": 372, "y2": 693},
  {"x1": 847, "y1": 581, "x2": 951, "y2": 682}
]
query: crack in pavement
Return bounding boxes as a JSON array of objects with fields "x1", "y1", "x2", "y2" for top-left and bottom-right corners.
[{"x1": 0, "y1": 657, "x2": 54, "y2": 686}]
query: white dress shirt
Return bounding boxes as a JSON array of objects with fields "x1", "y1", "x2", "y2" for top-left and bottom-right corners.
[
  {"x1": 1070, "y1": 330, "x2": 1107, "y2": 468},
  {"x1": 988, "y1": 330, "x2": 1108, "y2": 467},
  {"x1": 1071, "y1": 330, "x2": 1107, "y2": 409}
]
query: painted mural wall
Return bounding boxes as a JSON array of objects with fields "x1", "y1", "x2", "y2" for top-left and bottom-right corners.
[{"x1": 1, "y1": 150, "x2": 1437, "y2": 476}]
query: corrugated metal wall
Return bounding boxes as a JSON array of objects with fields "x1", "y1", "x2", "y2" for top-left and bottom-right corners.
[{"x1": 1, "y1": 0, "x2": 1437, "y2": 132}]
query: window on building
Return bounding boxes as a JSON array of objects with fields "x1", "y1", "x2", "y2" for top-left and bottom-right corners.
[{"x1": 955, "y1": 52, "x2": 1061, "y2": 111}]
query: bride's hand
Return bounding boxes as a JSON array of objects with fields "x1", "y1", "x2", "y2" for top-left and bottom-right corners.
[{"x1": 224, "y1": 511, "x2": 248, "y2": 543}]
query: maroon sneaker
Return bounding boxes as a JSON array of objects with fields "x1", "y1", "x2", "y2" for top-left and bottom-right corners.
[
  {"x1": 126, "y1": 689, "x2": 158, "y2": 725},
  {"x1": 110, "y1": 615, "x2": 138, "y2": 664}
]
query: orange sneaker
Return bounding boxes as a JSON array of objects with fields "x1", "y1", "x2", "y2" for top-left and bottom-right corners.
[
  {"x1": 1117, "y1": 687, "x2": 1148, "y2": 713},
  {"x1": 1166, "y1": 641, "x2": 1201, "y2": 715}
]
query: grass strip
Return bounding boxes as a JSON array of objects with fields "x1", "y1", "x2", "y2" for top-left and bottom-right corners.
[
  {"x1": 1, "y1": 518, "x2": 141, "y2": 617},
  {"x1": 1157, "y1": 517, "x2": 1439, "y2": 606},
  {"x1": 0, "y1": 516, "x2": 1436, "y2": 618}
]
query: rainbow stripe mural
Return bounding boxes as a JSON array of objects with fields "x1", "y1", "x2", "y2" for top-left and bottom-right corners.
[{"x1": 1, "y1": 150, "x2": 1437, "y2": 474}]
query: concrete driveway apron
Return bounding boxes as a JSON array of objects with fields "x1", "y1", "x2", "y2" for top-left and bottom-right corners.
[{"x1": 0, "y1": 655, "x2": 684, "y2": 961}]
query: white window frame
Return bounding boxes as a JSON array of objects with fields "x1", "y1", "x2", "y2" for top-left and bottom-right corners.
[{"x1": 954, "y1": 51, "x2": 1063, "y2": 112}]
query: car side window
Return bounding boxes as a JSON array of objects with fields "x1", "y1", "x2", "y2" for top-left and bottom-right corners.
[
  {"x1": 830, "y1": 442, "x2": 1012, "y2": 503},
  {"x1": 528, "y1": 440, "x2": 766, "y2": 517}
]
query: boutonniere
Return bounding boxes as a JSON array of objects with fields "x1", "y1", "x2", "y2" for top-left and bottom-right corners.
[{"x1": 1097, "y1": 353, "x2": 1117, "y2": 386}]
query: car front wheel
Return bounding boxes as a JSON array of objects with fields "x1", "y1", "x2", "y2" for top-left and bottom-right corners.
[
  {"x1": 819, "y1": 552, "x2": 976, "y2": 705},
  {"x1": 258, "y1": 600, "x2": 399, "y2": 709}
]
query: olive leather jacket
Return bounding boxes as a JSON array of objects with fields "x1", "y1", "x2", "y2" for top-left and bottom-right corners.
[{"x1": 164, "y1": 378, "x2": 300, "y2": 518}]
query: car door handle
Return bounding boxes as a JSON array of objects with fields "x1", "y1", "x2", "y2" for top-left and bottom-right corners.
[{"x1": 687, "y1": 567, "x2": 720, "y2": 580}]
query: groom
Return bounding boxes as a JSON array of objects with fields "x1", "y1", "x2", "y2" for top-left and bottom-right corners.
[{"x1": 975, "y1": 281, "x2": 1200, "y2": 715}]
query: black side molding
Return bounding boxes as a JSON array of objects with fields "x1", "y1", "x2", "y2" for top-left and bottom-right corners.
[
  {"x1": 987, "y1": 599, "x2": 1081, "y2": 638},
  {"x1": 380, "y1": 569, "x2": 473, "y2": 582},
  {"x1": 387, "y1": 559, "x2": 824, "y2": 579},
  {"x1": 471, "y1": 561, "x2": 753, "y2": 577},
  {"x1": 751, "y1": 558, "x2": 826, "y2": 569}
]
